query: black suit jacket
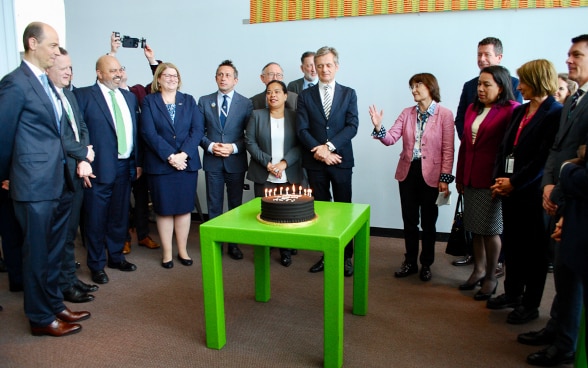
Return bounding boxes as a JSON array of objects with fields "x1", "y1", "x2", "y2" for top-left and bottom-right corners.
[{"x1": 287, "y1": 78, "x2": 304, "y2": 95}]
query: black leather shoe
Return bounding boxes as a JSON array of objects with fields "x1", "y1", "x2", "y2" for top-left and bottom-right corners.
[
  {"x1": 452, "y1": 255, "x2": 473, "y2": 266},
  {"x1": 394, "y1": 262, "x2": 418, "y2": 278},
  {"x1": 280, "y1": 250, "x2": 292, "y2": 267},
  {"x1": 309, "y1": 257, "x2": 324, "y2": 273},
  {"x1": 177, "y1": 255, "x2": 193, "y2": 266},
  {"x1": 474, "y1": 280, "x2": 498, "y2": 301},
  {"x1": 62, "y1": 287, "x2": 94, "y2": 303},
  {"x1": 344, "y1": 258, "x2": 353, "y2": 277},
  {"x1": 91, "y1": 270, "x2": 109, "y2": 284},
  {"x1": 507, "y1": 305, "x2": 539, "y2": 324},
  {"x1": 527, "y1": 345, "x2": 574, "y2": 366},
  {"x1": 74, "y1": 280, "x2": 99, "y2": 293},
  {"x1": 75, "y1": 261, "x2": 81, "y2": 269},
  {"x1": 518, "y1": 328, "x2": 556, "y2": 346},
  {"x1": 419, "y1": 266, "x2": 432, "y2": 281},
  {"x1": 161, "y1": 260, "x2": 174, "y2": 269},
  {"x1": 486, "y1": 293, "x2": 522, "y2": 309},
  {"x1": 227, "y1": 245, "x2": 243, "y2": 260},
  {"x1": 107, "y1": 260, "x2": 137, "y2": 272}
]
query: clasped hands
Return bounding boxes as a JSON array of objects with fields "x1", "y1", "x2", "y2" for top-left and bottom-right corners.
[
  {"x1": 267, "y1": 160, "x2": 287, "y2": 179},
  {"x1": 490, "y1": 177, "x2": 513, "y2": 198},
  {"x1": 168, "y1": 152, "x2": 188, "y2": 170},
  {"x1": 212, "y1": 143, "x2": 234, "y2": 158},
  {"x1": 312, "y1": 144, "x2": 341, "y2": 166}
]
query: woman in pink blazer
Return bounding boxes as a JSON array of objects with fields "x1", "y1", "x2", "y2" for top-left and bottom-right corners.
[
  {"x1": 456, "y1": 65, "x2": 519, "y2": 300},
  {"x1": 370, "y1": 73, "x2": 454, "y2": 282}
]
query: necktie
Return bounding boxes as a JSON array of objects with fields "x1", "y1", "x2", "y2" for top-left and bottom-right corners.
[
  {"x1": 59, "y1": 91, "x2": 79, "y2": 142},
  {"x1": 323, "y1": 85, "x2": 331, "y2": 120},
  {"x1": 40, "y1": 74, "x2": 61, "y2": 133},
  {"x1": 307, "y1": 82, "x2": 314, "y2": 89},
  {"x1": 569, "y1": 89, "x2": 585, "y2": 113},
  {"x1": 220, "y1": 94, "x2": 228, "y2": 128},
  {"x1": 109, "y1": 90, "x2": 127, "y2": 154}
]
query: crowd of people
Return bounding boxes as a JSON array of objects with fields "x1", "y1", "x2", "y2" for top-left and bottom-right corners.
[{"x1": 1, "y1": 21, "x2": 588, "y2": 367}]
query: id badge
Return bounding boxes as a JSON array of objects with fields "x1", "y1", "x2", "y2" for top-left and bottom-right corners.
[{"x1": 505, "y1": 155, "x2": 514, "y2": 174}]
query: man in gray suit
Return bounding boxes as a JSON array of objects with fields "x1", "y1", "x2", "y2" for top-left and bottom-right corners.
[
  {"x1": 0, "y1": 22, "x2": 90, "y2": 336},
  {"x1": 250, "y1": 62, "x2": 298, "y2": 110},
  {"x1": 518, "y1": 34, "x2": 588, "y2": 367},
  {"x1": 287, "y1": 51, "x2": 318, "y2": 94},
  {"x1": 199, "y1": 60, "x2": 253, "y2": 260}
]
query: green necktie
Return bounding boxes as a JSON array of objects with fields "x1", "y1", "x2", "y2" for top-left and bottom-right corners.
[{"x1": 109, "y1": 90, "x2": 127, "y2": 154}]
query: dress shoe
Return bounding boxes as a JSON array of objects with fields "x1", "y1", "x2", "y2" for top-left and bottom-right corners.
[
  {"x1": 75, "y1": 261, "x2": 81, "y2": 269},
  {"x1": 344, "y1": 258, "x2": 354, "y2": 277},
  {"x1": 547, "y1": 262, "x2": 554, "y2": 273},
  {"x1": 280, "y1": 250, "x2": 292, "y2": 267},
  {"x1": 507, "y1": 305, "x2": 539, "y2": 324},
  {"x1": 309, "y1": 257, "x2": 324, "y2": 273},
  {"x1": 91, "y1": 270, "x2": 109, "y2": 284},
  {"x1": 62, "y1": 287, "x2": 94, "y2": 303},
  {"x1": 227, "y1": 245, "x2": 243, "y2": 260},
  {"x1": 107, "y1": 260, "x2": 137, "y2": 272},
  {"x1": 122, "y1": 240, "x2": 131, "y2": 254},
  {"x1": 419, "y1": 265, "x2": 432, "y2": 281},
  {"x1": 138, "y1": 236, "x2": 160, "y2": 249},
  {"x1": 474, "y1": 280, "x2": 498, "y2": 301},
  {"x1": 74, "y1": 280, "x2": 99, "y2": 293},
  {"x1": 495, "y1": 262, "x2": 504, "y2": 278},
  {"x1": 486, "y1": 293, "x2": 522, "y2": 309},
  {"x1": 31, "y1": 319, "x2": 81, "y2": 337},
  {"x1": 394, "y1": 262, "x2": 418, "y2": 278},
  {"x1": 161, "y1": 260, "x2": 174, "y2": 269},
  {"x1": 527, "y1": 345, "x2": 574, "y2": 366},
  {"x1": 177, "y1": 255, "x2": 193, "y2": 266},
  {"x1": 518, "y1": 328, "x2": 556, "y2": 346},
  {"x1": 452, "y1": 254, "x2": 473, "y2": 266},
  {"x1": 56, "y1": 307, "x2": 91, "y2": 323},
  {"x1": 458, "y1": 276, "x2": 484, "y2": 290}
]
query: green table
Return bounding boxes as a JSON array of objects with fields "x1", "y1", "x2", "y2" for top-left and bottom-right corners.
[{"x1": 199, "y1": 198, "x2": 370, "y2": 368}]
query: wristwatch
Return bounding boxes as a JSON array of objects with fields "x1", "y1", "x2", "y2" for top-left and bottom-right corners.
[{"x1": 326, "y1": 141, "x2": 336, "y2": 152}]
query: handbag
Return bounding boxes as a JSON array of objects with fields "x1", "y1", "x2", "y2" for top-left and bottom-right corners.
[{"x1": 445, "y1": 193, "x2": 472, "y2": 256}]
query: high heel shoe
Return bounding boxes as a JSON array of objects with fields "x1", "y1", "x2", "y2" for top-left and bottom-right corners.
[
  {"x1": 177, "y1": 255, "x2": 193, "y2": 266},
  {"x1": 474, "y1": 280, "x2": 498, "y2": 301},
  {"x1": 458, "y1": 276, "x2": 485, "y2": 291},
  {"x1": 161, "y1": 260, "x2": 174, "y2": 269}
]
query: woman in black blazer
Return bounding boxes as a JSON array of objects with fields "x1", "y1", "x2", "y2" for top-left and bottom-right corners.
[
  {"x1": 141, "y1": 63, "x2": 204, "y2": 268},
  {"x1": 489, "y1": 59, "x2": 562, "y2": 322},
  {"x1": 245, "y1": 80, "x2": 304, "y2": 267}
]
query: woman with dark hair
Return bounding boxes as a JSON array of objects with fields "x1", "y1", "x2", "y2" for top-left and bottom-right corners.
[
  {"x1": 246, "y1": 80, "x2": 303, "y2": 267},
  {"x1": 369, "y1": 73, "x2": 454, "y2": 282},
  {"x1": 488, "y1": 59, "x2": 562, "y2": 323},
  {"x1": 456, "y1": 65, "x2": 519, "y2": 299}
]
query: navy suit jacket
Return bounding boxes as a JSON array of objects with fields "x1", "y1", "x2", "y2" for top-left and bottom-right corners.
[
  {"x1": 455, "y1": 75, "x2": 523, "y2": 139},
  {"x1": 141, "y1": 91, "x2": 204, "y2": 174},
  {"x1": 245, "y1": 108, "x2": 303, "y2": 184},
  {"x1": 0, "y1": 62, "x2": 69, "y2": 201},
  {"x1": 198, "y1": 91, "x2": 253, "y2": 173},
  {"x1": 296, "y1": 82, "x2": 359, "y2": 170},
  {"x1": 74, "y1": 83, "x2": 140, "y2": 184}
]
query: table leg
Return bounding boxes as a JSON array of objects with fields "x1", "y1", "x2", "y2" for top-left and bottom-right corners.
[
  {"x1": 200, "y1": 236, "x2": 226, "y2": 349},
  {"x1": 254, "y1": 246, "x2": 271, "y2": 302},
  {"x1": 353, "y1": 219, "x2": 369, "y2": 316},
  {"x1": 323, "y1": 246, "x2": 344, "y2": 368}
]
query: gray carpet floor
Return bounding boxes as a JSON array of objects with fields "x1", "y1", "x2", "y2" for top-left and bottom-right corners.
[{"x1": 0, "y1": 222, "x2": 563, "y2": 367}]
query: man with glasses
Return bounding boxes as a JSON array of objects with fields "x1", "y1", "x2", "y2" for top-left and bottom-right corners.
[
  {"x1": 74, "y1": 55, "x2": 141, "y2": 284},
  {"x1": 250, "y1": 62, "x2": 298, "y2": 110},
  {"x1": 198, "y1": 60, "x2": 253, "y2": 260}
]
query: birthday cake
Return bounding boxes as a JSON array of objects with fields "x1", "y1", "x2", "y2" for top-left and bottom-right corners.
[{"x1": 260, "y1": 194, "x2": 315, "y2": 223}]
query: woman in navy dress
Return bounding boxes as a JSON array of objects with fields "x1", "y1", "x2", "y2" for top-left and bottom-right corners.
[{"x1": 141, "y1": 63, "x2": 204, "y2": 268}]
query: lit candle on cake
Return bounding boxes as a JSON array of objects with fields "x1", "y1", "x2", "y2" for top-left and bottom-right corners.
[
  {"x1": 273, "y1": 188, "x2": 277, "y2": 196},
  {"x1": 308, "y1": 189, "x2": 312, "y2": 197},
  {"x1": 280, "y1": 187, "x2": 283, "y2": 195},
  {"x1": 285, "y1": 187, "x2": 289, "y2": 195},
  {"x1": 304, "y1": 189, "x2": 307, "y2": 196},
  {"x1": 292, "y1": 183, "x2": 295, "y2": 194},
  {"x1": 264, "y1": 188, "x2": 268, "y2": 197},
  {"x1": 299, "y1": 186, "x2": 302, "y2": 195}
]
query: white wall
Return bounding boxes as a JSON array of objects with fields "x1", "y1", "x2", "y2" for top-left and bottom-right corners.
[{"x1": 62, "y1": 0, "x2": 587, "y2": 231}]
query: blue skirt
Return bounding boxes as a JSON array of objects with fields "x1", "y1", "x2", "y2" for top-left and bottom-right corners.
[{"x1": 147, "y1": 170, "x2": 197, "y2": 216}]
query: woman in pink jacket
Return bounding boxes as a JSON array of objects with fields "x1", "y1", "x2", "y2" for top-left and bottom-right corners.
[{"x1": 370, "y1": 73, "x2": 454, "y2": 282}]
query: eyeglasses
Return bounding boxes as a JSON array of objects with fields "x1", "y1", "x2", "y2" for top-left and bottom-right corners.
[
  {"x1": 264, "y1": 72, "x2": 283, "y2": 79},
  {"x1": 216, "y1": 72, "x2": 234, "y2": 79},
  {"x1": 161, "y1": 74, "x2": 179, "y2": 80},
  {"x1": 409, "y1": 82, "x2": 424, "y2": 91}
]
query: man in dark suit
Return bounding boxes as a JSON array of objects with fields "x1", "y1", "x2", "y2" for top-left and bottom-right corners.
[
  {"x1": 0, "y1": 22, "x2": 90, "y2": 337},
  {"x1": 74, "y1": 55, "x2": 140, "y2": 284},
  {"x1": 47, "y1": 47, "x2": 99, "y2": 303},
  {"x1": 287, "y1": 51, "x2": 318, "y2": 94},
  {"x1": 296, "y1": 46, "x2": 358, "y2": 277},
  {"x1": 451, "y1": 36, "x2": 523, "y2": 268},
  {"x1": 199, "y1": 60, "x2": 253, "y2": 259},
  {"x1": 250, "y1": 62, "x2": 298, "y2": 110}
]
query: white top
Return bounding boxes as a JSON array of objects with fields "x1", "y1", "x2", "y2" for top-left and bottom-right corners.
[{"x1": 268, "y1": 116, "x2": 287, "y2": 183}]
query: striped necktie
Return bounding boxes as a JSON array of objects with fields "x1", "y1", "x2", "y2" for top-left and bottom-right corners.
[
  {"x1": 323, "y1": 85, "x2": 331, "y2": 120},
  {"x1": 569, "y1": 89, "x2": 584, "y2": 113}
]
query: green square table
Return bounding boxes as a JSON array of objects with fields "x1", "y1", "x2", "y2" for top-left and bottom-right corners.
[{"x1": 199, "y1": 198, "x2": 370, "y2": 368}]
